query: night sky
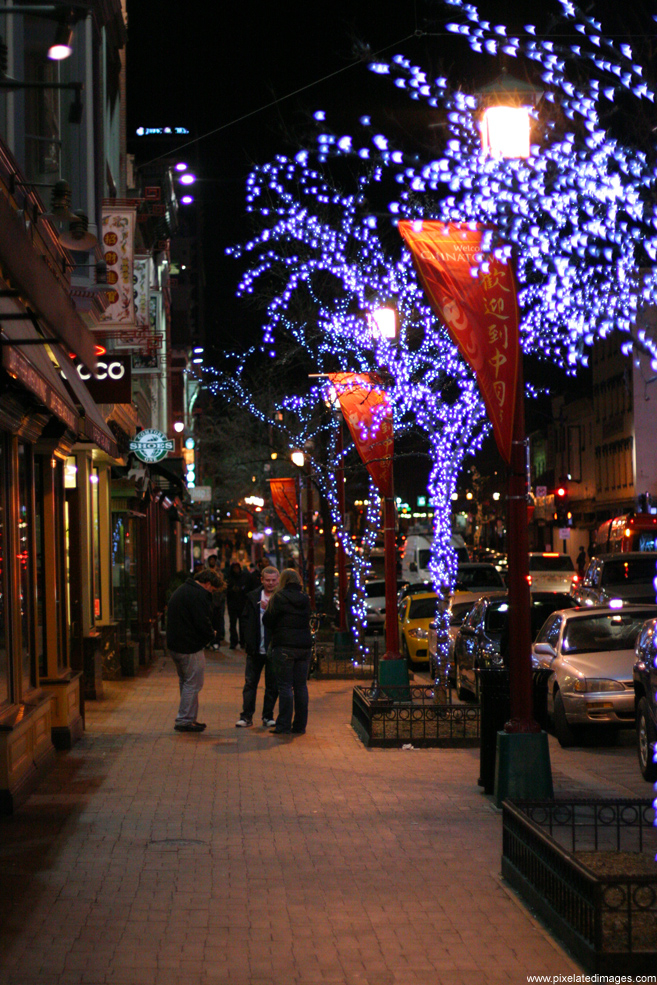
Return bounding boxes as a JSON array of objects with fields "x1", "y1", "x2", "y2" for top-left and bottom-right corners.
[
  {"x1": 124, "y1": 0, "x2": 655, "y2": 351},
  {"x1": 124, "y1": 0, "x2": 652, "y2": 498}
]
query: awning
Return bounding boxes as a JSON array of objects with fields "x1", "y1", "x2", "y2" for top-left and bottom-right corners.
[
  {"x1": 58, "y1": 353, "x2": 121, "y2": 459},
  {"x1": 0, "y1": 193, "x2": 96, "y2": 369},
  {"x1": 0, "y1": 298, "x2": 79, "y2": 432}
]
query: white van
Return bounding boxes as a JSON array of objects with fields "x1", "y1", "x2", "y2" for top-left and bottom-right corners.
[{"x1": 402, "y1": 534, "x2": 469, "y2": 583}]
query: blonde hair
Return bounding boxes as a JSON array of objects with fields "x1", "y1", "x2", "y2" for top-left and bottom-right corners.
[{"x1": 266, "y1": 568, "x2": 303, "y2": 609}]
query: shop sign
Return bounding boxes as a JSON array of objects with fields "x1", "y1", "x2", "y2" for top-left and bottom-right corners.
[
  {"x1": 3, "y1": 346, "x2": 77, "y2": 431},
  {"x1": 129, "y1": 428, "x2": 174, "y2": 463},
  {"x1": 75, "y1": 356, "x2": 132, "y2": 403},
  {"x1": 101, "y1": 206, "x2": 136, "y2": 324},
  {"x1": 189, "y1": 486, "x2": 212, "y2": 502}
]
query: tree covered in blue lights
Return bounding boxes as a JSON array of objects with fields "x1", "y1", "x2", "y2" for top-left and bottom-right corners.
[
  {"x1": 208, "y1": 154, "x2": 491, "y2": 660},
  {"x1": 314, "y1": 0, "x2": 657, "y2": 368}
]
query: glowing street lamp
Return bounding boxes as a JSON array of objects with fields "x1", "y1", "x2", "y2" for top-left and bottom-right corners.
[
  {"x1": 367, "y1": 305, "x2": 398, "y2": 341},
  {"x1": 476, "y1": 69, "x2": 542, "y2": 160}
]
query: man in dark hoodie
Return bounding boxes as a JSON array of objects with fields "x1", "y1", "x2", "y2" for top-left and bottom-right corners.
[
  {"x1": 235, "y1": 565, "x2": 279, "y2": 728},
  {"x1": 262, "y1": 568, "x2": 312, "y2": 735},
  {"x1": 166, "y1": 568, "x2": 221, "y2": 732}
]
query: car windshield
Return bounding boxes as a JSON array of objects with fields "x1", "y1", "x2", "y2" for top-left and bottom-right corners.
[
  {"x1": 601, "y1": 558, "x2": 657, "y2": 586},
  {"x1": 529, "y1": 555, "x2": 575, "y2": 572},
  {"x1": 417, "y1": 549, "x2": 431, "y2": 570},
  {"x1": 365, "y1": 580, "x2": 404, "y2": 598},
  {"x1": 450, "y1": 600, "x2": 474, "y2": 626},
  {"x1": 485, "y1": 602, "x2": 509, "y2": 634},
  {"x1": 455, "y1": 566, "x2": 504, "y2": 590},
  {"x1": 561, "y1": 611, "x2": 657, "y2": 654},
  {"x1": 408, "y1": 597, "x2": 437, "y2": 620}
]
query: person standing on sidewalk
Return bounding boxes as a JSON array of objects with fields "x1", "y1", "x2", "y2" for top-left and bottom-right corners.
[
  {"x1": 235, "y1": 566, "x2": 280, "y2": 728},
  {"x1": 226, "y1": 561, "x2": 248, "y2": 649},
  {"x1": 166, "y1": 568, "x2": 221, "y2": 733},
  {"x1": 207, "y1": 555, "x2": 227, "y2": 647},
  {"x1": 263, "y1": 569, "x2": 312, "y2": 736}
]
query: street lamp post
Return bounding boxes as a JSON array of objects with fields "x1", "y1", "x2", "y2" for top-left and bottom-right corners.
[
  {"x1": 369, "y1": 307, "x2": 400, "y2": 661},
  {"x1": 291, "y1": 448, "x2": 315, "y2": 608}
]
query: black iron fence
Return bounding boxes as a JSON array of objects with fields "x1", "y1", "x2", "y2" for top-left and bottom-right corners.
[
  {"x1": 352, "y1": 683, "x2": 481, "y2": 747},
  {"x1": 502, "y1": 799, "x2": 657, "y2": 975}
]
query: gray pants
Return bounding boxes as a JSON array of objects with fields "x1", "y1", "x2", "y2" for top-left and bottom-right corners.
[{"x1": 170, "y1": 649, "x2": 206, "y2": 725}]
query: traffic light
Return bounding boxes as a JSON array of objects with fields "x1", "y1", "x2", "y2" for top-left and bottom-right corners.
[{"x1": 553, "y1": 485, "x2": 571, "y2": 526}]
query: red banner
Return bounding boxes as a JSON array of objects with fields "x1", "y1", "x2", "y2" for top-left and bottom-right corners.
[
  {"x1": 269, "y1": 478, "x2": 299, "y2": 537},
  {"x1": 398, "y1": 221, "x2": 520, "y2": 464},
  {"x1": 327, "y1": 373, "x2": 393, "y2": 497}
]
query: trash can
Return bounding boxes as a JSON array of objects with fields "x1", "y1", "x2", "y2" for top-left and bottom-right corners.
[{"x1": 477, "y1": 668, "x2": 510, "y2": 795}]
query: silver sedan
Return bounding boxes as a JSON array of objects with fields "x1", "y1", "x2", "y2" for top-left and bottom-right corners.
[{"x1": 532, "y1": 603, "x2": 657, "y2": 746}]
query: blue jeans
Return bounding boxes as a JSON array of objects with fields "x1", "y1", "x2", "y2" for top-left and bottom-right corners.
[
  {"x1": 241, "y1": 650, "x2": 278, "y2": 721},
  {"x1": 272, "y1": 646, "x2": 311, "y2": 733},
  {"x1": 170, "y1": 649, "x2": 205, "y2": 725}
]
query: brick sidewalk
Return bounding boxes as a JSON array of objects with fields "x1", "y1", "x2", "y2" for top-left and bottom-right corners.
[{"x1": 0, "y1": 649, "x2": 650, "y2": 985}]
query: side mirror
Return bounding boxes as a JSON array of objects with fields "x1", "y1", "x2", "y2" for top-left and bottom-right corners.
[{"x1": 533, "y1": 642, "x2": 557, "y2": 659}]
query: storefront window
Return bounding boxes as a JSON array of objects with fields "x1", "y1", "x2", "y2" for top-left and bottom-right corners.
[
  {"x1": 17, "y1": 443, "x2": 35, "y2": 693},
  {"x1": 55, "y1": 461, "x2": 68, "y2": 673},
  {"x1": 0, "y1": 437, "x2": 8, "y2": 707},
  {"x1": 34, "y1": 458, "x2": 45, "y2": 678},
  {"x1": 112, "y1": 514, "x2": 138, "y2": 644},
  {"x1": 91, "y1": 467, "x2": 101, "y2": 621}
]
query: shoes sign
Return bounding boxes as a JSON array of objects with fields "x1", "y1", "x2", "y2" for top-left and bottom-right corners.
[{"x1": 130, "y1": 428, "x2": 175, "y2": 463}]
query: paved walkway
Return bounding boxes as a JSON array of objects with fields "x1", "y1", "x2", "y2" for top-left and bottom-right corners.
[{"x1": 0, "y1": 648, "x2": 652, "y2": 985}]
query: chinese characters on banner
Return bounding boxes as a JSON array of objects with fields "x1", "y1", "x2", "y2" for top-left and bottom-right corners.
[
  {"x1": 133, "y1": 257, "x2": 151, "y2": 328},
  {"x1": 269, "y1": 478, "x2": 299, "y2": 537},
  {"x1": 326, "y1": 372, "x2": 394, "y2": 497},
  {"x1": 398, "y1": 221, "x2": 520, "y2": 464},
  {"x1": 100, "y1": 204, "x2": 137, "y2": 325}
]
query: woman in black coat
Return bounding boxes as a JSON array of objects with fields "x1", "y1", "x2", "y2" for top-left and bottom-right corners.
[{"x1": 262, "y1": 568, "x2": 312, "y2": 735}]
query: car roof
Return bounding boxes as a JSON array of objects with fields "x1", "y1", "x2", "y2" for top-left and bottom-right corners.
[
  {"x1": 406, "y1": 591, "x2": 438, "y2": 601},
  {"x1": 592, "y1": 552, "x2": 657, "y2": 561},
  {"x1": 559, "y1": 603, "x2": 657, "y2": 620},
  {"x1": 457, "y1": 562, "x2": 498, "y2": 570}
]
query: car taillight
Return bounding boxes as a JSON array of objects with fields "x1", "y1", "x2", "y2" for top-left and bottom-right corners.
[
  {"x1": 572, "y1": 574, "x2": 579, "y2": 583},
  {"x1": 526, "y1": 574, "x2": 532, "y2": 586}
]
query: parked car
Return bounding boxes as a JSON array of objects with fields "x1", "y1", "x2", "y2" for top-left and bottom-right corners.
[
  {"x1": 528, "y1": 552, "x2": 578, "y2": 593},
  {"x1": 572, "y1": 552, "x2": 657, "y2": 606},
  {"x1": 397, "y1": 591, "x2": 438, "y2": 666},
  {"x1": 632, "y1": 617, "x2": 657, "y2": 782},
  {"x1": 454, "y1": 562, "x2": 506, "y2": 593},
  {"x1": 397, "y1": 580, "x2": 432, "y2": 604},
  {"x1": 428, "y1": 593, "x2": 506, "y2": 683},
  {"x1": 532, "y1": 602, "x2": 657, "y2": 747},
  {"x1": 453, "y1": 591, "x2": 578, "y2": 701},
  {"x1": 361, "y1": 578, "x2": 407, "y2": 632}
]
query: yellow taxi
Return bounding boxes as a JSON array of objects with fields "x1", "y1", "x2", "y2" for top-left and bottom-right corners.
[{"x1": 397, "y1": 591, "x2": 438, "y2": 666}]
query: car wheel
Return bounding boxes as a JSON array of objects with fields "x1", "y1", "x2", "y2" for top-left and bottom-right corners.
[
  {"x1": 401, "y1": 635, "x2": 413, "y2": 670},
  {"x1": 636, "y1": 697, "x2": 657, "y2": 783},
  {"x1": 553, "y1": 689, "x2": 581, "y2": 748},
  {"x1": 456, "y1": 659, "x2": 472, "y2": 702}
]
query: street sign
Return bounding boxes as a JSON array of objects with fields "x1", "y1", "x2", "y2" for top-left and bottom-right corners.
[
  {"x1": 129, "y1": 428, "x2": 175, "y2": 463},
  {"x1": 189, "y1": 486, "x2": 212, "y2": 502},
  {"x1": 558, "y1": 528, "x2": 571, "y2": 540}
]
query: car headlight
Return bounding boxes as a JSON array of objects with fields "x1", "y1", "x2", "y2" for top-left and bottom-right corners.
[
  {"x1": 407, "y1": 628, "x2": 428, "y2": 640},
  {"x1": 570, "y1": 678, "x2": 624, "y2": 693}
]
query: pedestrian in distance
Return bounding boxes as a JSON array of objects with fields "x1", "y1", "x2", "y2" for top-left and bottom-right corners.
[
  {"x1": 235, "y1": 565, "x2": 280, "y2": 728},
  {"x1": 226, "y1": 561, "x2": 249, "y2": 649},
  {"x1": 263, "y1": 568, "x2": 312, "y2": 736},
  {"x1": 166, "y1": 568, "x2": 222, "y2": 733},
  {"x1": 576, "y1": 546, "x2": 587, "y2": 579},
  {"x1": 207, "y1": 554, "x2": 227, "y2": 647}
]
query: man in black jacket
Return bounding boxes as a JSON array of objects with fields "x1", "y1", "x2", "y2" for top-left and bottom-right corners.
[
  {"x1": 235, "y1": 565, "x2": 279, "y2": 727},
  {"x1": 166, "y1": 568, "x2": 221, "y2": 732}
]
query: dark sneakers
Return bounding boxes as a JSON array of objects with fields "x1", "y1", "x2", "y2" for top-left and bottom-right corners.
[{"x1": 174, "y1": 722, "x2": 206, "y2": 732}]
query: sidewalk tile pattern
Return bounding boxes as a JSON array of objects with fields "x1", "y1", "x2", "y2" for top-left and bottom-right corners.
[{"x1": 0, "y1": 649, "x2": 650, "y2": 985}]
